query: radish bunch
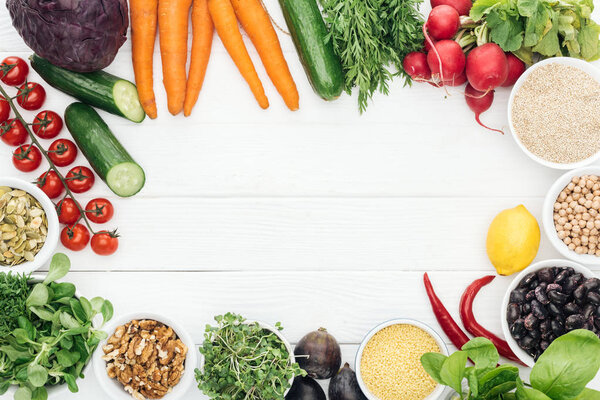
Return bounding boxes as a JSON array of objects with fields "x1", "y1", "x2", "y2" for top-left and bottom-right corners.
[{"x1": 402, "y1": 0, "x2": 527, "y2": 133}]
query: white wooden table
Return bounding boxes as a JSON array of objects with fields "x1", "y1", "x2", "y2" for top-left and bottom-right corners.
[{"x1": 1, "y1": 2, "x2": 599, "y2": 398}]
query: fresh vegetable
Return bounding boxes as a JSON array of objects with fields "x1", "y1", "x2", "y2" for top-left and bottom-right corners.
[
  {"x1": 286, "y1": 376, "x2": 326, "y2": 400},
  {"x1": 0, "y1": 96, "x2": 9, "y2": 123},
  {"x1": 184, "y1": 0, "x2": 214, "y2": 117},
  {"x1": 427, "y1": 40, "x2": 465, "y2": 84},
  {"x1": 231, "y1": 0, "x2": 299, "y2": 111},
  {"x1": 196, "y1": 313, "x2": 304, "y2": 399},
  {"x1": 421, "y1": 331, "x2": 600, "y2": 400},
  {"x1": 86, "y1": 199, "x2": 115, "y2": 224},
  {"x1": 37, "y1": 170, "x2": 64, "y2": 199},
  {"x1": 7, "y1": 0, "x2": 129, "y2": 72},
  {"x1": 464, "y1": 84, "x2": 503, "y2": 134},
  {"x1": 294, "y1": 328, "x2": 341, "y2": 380},
  {"x1": 423, "y1": 273, "x2": 471, "y2": 350},
  {"x1": 158, "y1": 0, "x2": 193, "y2": 115},
  {"x1": 48, "y1": 139, "x2": 78, "y2": 167},
  {"x1": 0, "y1": 253, "x2": 113, "y2": 399},
  {"x1": 279, "y1": 0, "x2": 344, "y2": 101},
  {"x1": 465, "y1": 43, "x2": 508, "y2": 92},
  {"x1": 90, "y1": 231, "x2": 119, "y2": 256},
  {"x1": 319, "y1": 0, "x2": 424, "y2": 112},
  {"x1": 64, "y1": 103, "x2": 146, "y2": 197},
  {"x1": 328, "y1": 363, "x2": 367, "y2": 400},
  {"x1": 501, "y1": 54, "x2": 525, "y2": 87},
  {"x1": 61, "y1": 224, "x2": 91, "y2": 251},
  {"x1": 65, "y1": 166, "x2": 95, "y2": 194},
  {"x1": 16, "y1": 82, "x2": 46, "y2": 111},
  {"x1": 426, "y1": 5, "x2": 460, "y2": 40},
  {"x1": 32, "y1": 110, "x2": 62, "y2": 139},
  {"x1": 130, "y1": 0, "x2": 159, "y2": 119},
  {"x1": 460, "y1": 276, "x2": 524, "y2": 364},
  {"x1": 1, "y1": 119, "x2": 27, "y2": 146},
  {"x1": 57, "y1": 198, "x2": 82, "y2": 226},
  {"x1": 431, "y1": 0, "x2": 472, "y2": 16},
  {"x1": 209, "y1": 0, "x2": 269, "y2": 109},
  {"x1": 403, "y1": 52, "x2": 432, "y2": 82},
  {"x1": 12, "y1": 145, "x2": 42, "y2": 173},
  {"x1": 30, "y1": 55, "x2": 145, "y2": 123},
  {"x1": 0, "y1": 57, "x2": 28, "y2": 86}
]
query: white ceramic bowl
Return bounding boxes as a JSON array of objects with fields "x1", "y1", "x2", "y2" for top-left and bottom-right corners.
[
  {"x1": 508, "y1": 57, "x2": 600, "y2": 169},
  {"x1": 501, "y1": 259, "x2": 596, "y2": 367},
  {"x1": 543, "y1": 167, "x2": 600, "y2": 266},
  {"x1": 0, "y1": 177, "x2": 59, "y2": 274},
  {"x1": 355, "y1": 318, "x2": 449, "y2": 400},
  {"x1": 93, "y1": 312, "x2": 197, "y2": 400}
]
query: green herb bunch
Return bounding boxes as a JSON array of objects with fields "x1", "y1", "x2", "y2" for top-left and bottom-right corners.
[
  {"x1": 0, "y1": 273, "x2": 30, "y2": 338},
  {"x1": 421, "y1": 330, "x2": 600, "y2": 400},
  {"x1": 195, "y1": 313, "x2": 305, "y2": 400},
  {"x1": 0, "y1": 253, "x2": 113, "y2": 400},
  {"x1": 319, "y1": 0, "x2": 424, "y2": 112}
]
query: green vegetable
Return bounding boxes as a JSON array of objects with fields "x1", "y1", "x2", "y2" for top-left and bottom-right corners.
[
  {"x1": 64, "y1": 103, "x2": 146, "y2": 197},
  {"x1": 30, "y1": 54, "x2": 145, "y2": 123},
  {"x1": 0, "y1": 273, "x2": 29, "y2": 338},
  {"x1": 195, "y1": 313, "x2": 305, "y2": 400},
  {"x1": 421, "y1": 332, "x2": 600, "y2": 400},
  {"x1": 0, "y1": 253, "x2": 113, "y2": 400},
  {"x1": 319, "y1": 0, "x2": 424, "y2": 112},
  {"x1": 279, "y1": 0, "x2": 344, "y2": 101},
  {"x1": 468, "y1": 0, "x2": 600, "y2": 62}
]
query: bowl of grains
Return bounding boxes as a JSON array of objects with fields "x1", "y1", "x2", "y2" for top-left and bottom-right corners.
[
  {"x1": 543, "y1": 167, "x2": 600, "y2": 265},
  {"x1": 508, "y1": 57, "x2": 600, "y2": 169},
  {"x1": 355, "y1": 319, "x2": 449, "y2": 400},
  {"x1": 0, "y1": 177, "x2": 59, "y2": 273}
]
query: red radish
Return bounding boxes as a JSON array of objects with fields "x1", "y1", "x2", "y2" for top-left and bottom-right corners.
[
  {"x1": 443, "y1": 72, "x2": 467, "y2": 86},
  {"x1": 465, "y1": 43, "x2": 508, "y2": 92},
  {"x1": 426, "y1": 5, "x2": 460, "y2": 40},
  {"x1": 427, "y1": 40, "x2": 465, "y2": 83},
  {"x1": 465, "y1": 83, "x2": 503, "y2": 134},
  {"x1": 431, "y1": 0, "x2": 472, "y2": 15},
  {"x1": 501, "y1": 53, "x2": 526, "y2": 87},
  {"x1": 424, "y1": 38, "x2": 436, "y2": 53},
  {"x1": 403, "y1": 52, "x2": 431, "y2": 81}
]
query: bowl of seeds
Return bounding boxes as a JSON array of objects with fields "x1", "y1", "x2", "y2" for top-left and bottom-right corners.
[
  {"x1": 508, "y1": 57, "x2": 600, "y2": 169},
  {"x1": 0, "y1": 177, "x2": 59, "y2": 273}
]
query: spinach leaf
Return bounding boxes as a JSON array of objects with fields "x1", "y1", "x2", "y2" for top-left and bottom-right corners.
[
  {"x1": 516, "y1": 377, "x2": 552, "y2": 400},
  {"x1": 421, "y1": 352, "x2": 447, "y2": 384},
  {"x1": 462, "y1": 337, "x2": 499, "y2": 370},
  {"x1": 43, "y1": 253, "x2": 70, "y2": 285},
  {"x1": 479, "y1": 365, "x2": 520, "y2": 396},
  {"x1": 465, "y1": 367, "x2": 479, "y2": 398},
  {"x1": 574, "y1": 388, "x2": 600, "y2": 400},
  {"x1": 439, "y1": 350, "x2": 468, "y2": 394}
]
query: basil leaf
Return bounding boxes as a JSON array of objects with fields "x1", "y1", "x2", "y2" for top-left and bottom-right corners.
[
  {"x1": 14, "y1": 386, "x2": 32, "y2": 400},
  {"x1": 421, "y1": 352, "x2": 447, "y2": 384},
  {"x1": 43, "y1": 253, "x2": 70, "y2": 284},
  {"x1": 26, "y1": 284, "x2": 48, "y2": 308},
  {"x1": 440, "y1": 350, "x2": 468, "y2": 394},
  {"x1": 516, "y1": 377, "x2": 552, "y2": 400},
  {"x1": 27, "y1": 364, "x2": 48, "y2": 387},
  {"x1": 462, "y1": 337, "x2": 499, "y2": 370}
]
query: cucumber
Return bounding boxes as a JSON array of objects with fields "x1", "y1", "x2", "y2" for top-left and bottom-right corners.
[
  {"x1": 64, "y1": 103, "x2": 145, "y2": 197},
  {"x1": 30, "y1": 54, "x2": 145, "y2": 123},
  {"x1": 279, "y1": 0, "x2": 344, "y2": 101}
]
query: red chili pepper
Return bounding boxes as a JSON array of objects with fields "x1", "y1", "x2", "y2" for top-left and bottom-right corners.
[
  {"x1": 459, "y1": 275, "x2": 526, "y2": 366},
  {"x1": 423, "y1": 273, "x2": 471, "y2": 350}
]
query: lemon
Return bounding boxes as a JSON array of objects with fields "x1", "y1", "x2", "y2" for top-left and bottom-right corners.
[{"x1": 486, "y1": 205, "x2": 540, "y2": 276}]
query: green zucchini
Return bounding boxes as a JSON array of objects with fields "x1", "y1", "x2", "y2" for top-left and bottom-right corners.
[
  {"x1": 65, "y1": 103, "x2": 145, "y2": 197},
  {"x1": 30, "y1": 54, "x2": 145, "y2": 123},
  {"x1": 279, "y1": 0, "x2": 344, "y2": 101}
]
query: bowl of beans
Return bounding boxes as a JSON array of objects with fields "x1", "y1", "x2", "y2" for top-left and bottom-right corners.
[
  {"x1": 355, "y1": 319, "x2": 449, "y2": 400},
  {"x1": 501, "y1": 259, "x2": 599, "y2": 367},
  {"x1": 543, "y1": 167, "x2": 600, "y2": 265}
]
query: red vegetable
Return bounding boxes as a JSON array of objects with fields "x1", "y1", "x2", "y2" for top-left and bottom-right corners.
[
  {"x1": 501, "y1": 53, "x2": 526, "y2": 87},
  {"x1": 32, "y1": 110, "x2": 63, "y2": 139},
  {"x1": 423, "y1": 273, "x2": 471, "y2": 349},
  {"x1": 0, "y1": 96, "x2": 9, "y2": 124},
  {"x1": 1, "y1": 119, "x2": 28, "y2": 146},
  {"x1": 431, "y1": 0, "x2": 472, "y2": 15},
  {"x1": 37, "y1": 171, "x2": 64, "y2": 199},
  {"x1": 91, "y1": 231, "x2": 119, "y2": 255},
  {"x1": 459, "y1": 275, "x2": 525, "y2": 365},
  {"x1": 403, "y1": 52, "x2": 431, "y2": 82},
  {"x1": 426, "y1": 40, "x2": 465, "y2": 84},
  {"x1": 465, "y1": 43, "x2": 508, "y2": 92},
  {"x1": 0, "y1": 56, "x2": 28, "y2": 86},
  {"x1": 464, "y1": 84, "x2": 503, "y2": 134},
  {"x1": 12, "y1": 145, "x2": 42, "y2": 172},
  {"x1": 16, "y1": 82, "x2": 46, "y2": 111},
  {"x1": 426, "y1": 5, "x2": 460, "y2": 40}
]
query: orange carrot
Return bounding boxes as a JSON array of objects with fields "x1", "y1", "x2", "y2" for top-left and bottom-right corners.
[
  {"x1": 130, "y1": 0, "x2": 158, "y2": 119},
  {"x1": 208, "y1": 0, "x2": 269, "y2": 109},
  {"x1": 158, "y1": 0, "x2": 193, "y2": 115},
  {"x1": 183, "y1": 0, "x2": 214, "y2": 117},
  {"x1": 231, "y1": 0, "x2": 298, "y2": 111}
]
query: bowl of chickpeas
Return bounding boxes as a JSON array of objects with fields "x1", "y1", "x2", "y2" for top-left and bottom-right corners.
[{"x1": 543, "y1": 167, "x2": 600, "y2": 265}]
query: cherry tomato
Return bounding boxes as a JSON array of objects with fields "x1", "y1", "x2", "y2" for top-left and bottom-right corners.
[
  {"x1": 0, "y1": 57, "x2": 29, "y2": 86},
  {"x1": 65, "y1": 166, "x2": 95, "y2": 193},
  {"x1": 1, "y1": 119, "x2": 28, "y2": 146},
  {"x1": 48, "y1": 139, "x2": 77, "y2": 167},
  {"x1": 32, "y1": 111, "x2": 63, "y2": 139},
  {"x1": 37, "y1": 171, "x2": 64, "y2": 199},
  {"x1": 60, "y1": 224, "x2": 90, "y2": 251},
  {"x1": 56, "y1": 198, "x2": 81, "y2": 225},
  {"x1": 90, "y1": 231, "x2": 119, "y2": 256},
  {"x1": 16, "y1": 82, "x2": 46, "y2": 111},
  {"x1": 85, "y1": 198, "x2": 114, "y2": 224},
  {"x1": 12, "y1": 144, "x2": 42, "y2": 172},
  {"x1": 0, "y1": 96, "x2": 9, "y2": 124}
]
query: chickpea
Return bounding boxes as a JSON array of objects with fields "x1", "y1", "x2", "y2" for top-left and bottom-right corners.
[{"x1": 569, "y1": 243, "x2": 576, "y2": 250}]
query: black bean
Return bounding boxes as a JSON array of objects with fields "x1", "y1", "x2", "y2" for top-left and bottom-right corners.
[
  {"x1": 554, "y1": 270, "x2": 569, "y2": 284},
  {"x1": 522, "y1": 302, "x2": 532, "y2": 314},
  {"x1": 526, "y1": 290, "x2": 536, "y2": 302},
  {"x1": 551, "y1": 319, "x2": 565, "y2": 336},
  {"x1": 574, "y1": 285, "x2": 588, "y2": 301},
  {"x1": 595, "y1": 318, "x2": 600, "y2": 331},
  {"x1": 596, "y1": 305, "x2": 600, "y2": 318},
  {"x1": 519, "y1": 272, "x2": 537, "y2": 288},
  {"x1": 539, "y1": 319, "x2": 550, "y2": 334},
  {"x1": 566, "y1": 314, "x2": 585, "y2": 330},
  {"x1": 529, "y1": 329, "x2": 541, "y2": 340},
  {"x1": 524, "y1": 313, "x2": 539, "y2": 330},
  {"x1": 583, "y1": 304, "x2": 596, "y2": 319},
  {"x1": 535, "y1": 286, "x2": 550, "y2": 305},
  {"x1": 583, "y1": 278, "x2": 600, "y2": 292},
  {"x1": 540, "y1": 340, "x2": 550, "y2": 351},
  {"x1": 563, "y1": 277, "x2": 577, "y2": 295},
  {"x1": 507, "y1": 303, "x2": 521, "y2": 325},
  {"x1": 511, "y1": 319, "x2": 526, "y2": 340},
  {"x1": 510, "y1": 288, "x2": 527, "y2": 304},
  {"x1": 529, "y1": 279, "x2": 540, "y2": 290},
  {"x1": 564, "y1": 302, "x2": 580, "y2": 315},
  {"x1": 537, "y1": 268, "x2": 555, "y2": 283},
  {"x1": 547, "y1": 303, "x2": 563, "y2": 318},
  {"x1": 546, "y1": 283, "x2": 562, "y2": 292},
  {"x1": 587, "y1": 291, "x2": 600, "y2": 305},
  {"x1": 548, "y1": 290, "x2": 569, "y2": 305},
  {"x1": 519, "y1": 335, "x2": 536, "y2": 350}
]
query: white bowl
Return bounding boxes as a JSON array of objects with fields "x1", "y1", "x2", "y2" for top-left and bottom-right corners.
[
  {"x1": 93, "y1": 312, "x2": 197, "y2": 400},
  {"x1": 355, "y1": 318, "x2": 449, "y2": 400},
  {"x1": 543, "y1": 167, "x2": 600, "y2": 265},
  {"x1": 500, "y1": 259, "x2": 596, "y2": 367},
  {"x1": 0, "y1": 177, "x2": 59, "y2": 274},
  {"x1": 508, "y1": 57, "x2": 600, "y2": 169}
]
